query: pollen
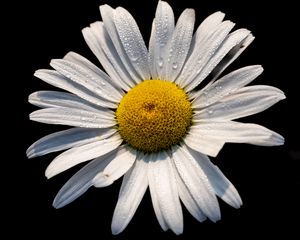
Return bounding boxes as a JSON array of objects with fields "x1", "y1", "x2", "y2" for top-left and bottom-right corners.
[{"x1": 116, "y1": 80, "x2": 192, "y2": 153}]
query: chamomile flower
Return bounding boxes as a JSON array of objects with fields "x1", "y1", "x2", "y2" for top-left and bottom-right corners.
[{"x1": 27, "y1": 1, "x2": 285, "y2": 235}]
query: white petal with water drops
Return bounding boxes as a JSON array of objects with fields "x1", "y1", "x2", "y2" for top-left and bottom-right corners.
[
  {"x1": 192, "y1": 65, "x2": 263, "y2": 108},
  {"x1": 172, "y1": 145, "x2": 221, "y2": 222},
  {"x1": 27, "y1": 127, "x2": 115, "y2": 158},
  {"x1": 184, "y1": 130, "x2": 225, "y2": 157},
  {"x1": 179, "y1": 20, "x2": 235, "y2": 87},
  {"x1": 114, "y1": 7, "x2": 150, "y2": 80},
  {"x1": 207, "y1": 33, "x2": 254, "y2": 82},
  {"x1": 50, "y1": 59, "x2": 122, "y2": 103},
  {"x1": 100, "y1": 5, "x2": 143, "y2": 84},
  {"x1": 148, "y1": 151, "x2": 183, "y2": 235},
  {"x1": 82, "y1": 25, "x2": 132, "y2": 91},
  {"x1": 63, "y1": 51, "x2": 125, "y2": 96},
  {"x1": 187, "y1": 147, "x2": 242, "y2": 208},
  {"x1": 161, "y1": 8, "x2": 195, "y2": 81},
  {"x1": 185, "y1": 28, "x2": 251, "y2": 92},
  {"x1": 186, "y1": 11, "x2": 225, "y2": 65},
  {"x1": 45, "y1": 134, "x2": 122, "y2": 178},
  {"x1": 85, "y1": 22, "x2": 136, "y2": 89},
  {"x1": 53, "y1": 149, "x2": 120, "y2": 209},
  {"x1": 146, "y1": 154, "x2": 168, "y2": 231},
  {"x1": 30, "y1": 107, "x2": 115, "y2": 128},
  {"x1": 172, "y1": 155, "x2": 207, "y2": 222},
  {"x1": 93, "y1": 146, "x2": 136, "y2": 187},
  {"x1": 111, "y1": 154, "x2": 148, "y2": 235},
  {"x1": 149, "y1": 0, "x2": 175, "y2": 78},
  {"x1": 34, "y1": 70, "x2": 116, "y2": 108},
  {"x1": 190, "y1": 121, "x2": 284, "y2": 146},
  {"x1": 29, "y1": 91, "x2": 102, "y2": 112},
  {"x1": 195, "y1": 85, "x2": 285, "y2": 120}
]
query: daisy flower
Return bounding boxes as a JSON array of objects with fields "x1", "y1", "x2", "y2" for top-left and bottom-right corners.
[{"x1": 27, "y1": 1, "x2": 285, "y2": 235}]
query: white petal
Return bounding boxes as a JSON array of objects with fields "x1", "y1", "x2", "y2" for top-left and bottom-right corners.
[
  {"x1": 172, "y1": 145, "x2": 221, "y2": 222},
  {"x1": 29, "y1": 91, "x2": 101, "y2": 112},
  {"x1": 208, "y1": 33, "x2": 254, "y2": 82},
  {"x1": 161, "y1": 8, "x2": 195, "y2": 82},
  {"x1": 185, "y1": 29, "x2": 251, "y2": 92},
  {"x1": 26, "y1": 127, "x2": 115, "y2": 158},
  {"x1": 34, "y1": 70, "x2": 116, "y2": 108},
  {"x1": 184, "y1": 127, "x2": 225, "y2": 157},
  {"x1": 114, "y1": 7, "x2": 150, "y2": 80},
  {"x1": 148, "y1": 20, "x2": 159, "y2": 79},
  {"x1": 148, "y1": 151, "x2": 183, "y2": 235},
  {"x1": 187, "y1": 146, "x2": 242, "y2": 208},
  {"x1": 186, "y1": 11, "x2": 225, "y2": 65},
  {"x1": 149, "y1": 1, "x2": 175, "y2": 79},
  {"x1": 195, "y1": 12, "x2": 225, "y2": 39},
  {"x1": 172, "y1": 158, "x2": 207, "y2": 222},
  {"x1": 30, "y1": 107, "x2": 115, "y2": 128},
  {"x1": 53, "y1": 148, "x2": 119, "y2": 208},
  {"x1": 50, "y1": 59, "x2": 122, "y2": 103},
  {"x1": 93, "y1": 145, "x2": 136, "y2": 187},
  {"x1": 146, "y1": 154, "x2": 168, "y2": 231},
  {"x1": 100, "y1": 5, "x2": 143, "y2": 84},
  {"x1": 82, "y1": 24, "x2": 132, "y2": 91},
  {"x1": 83, "y1": 22, "x2": 136, "y2": 89},
  {"x1": 159, "y1": 9, "x2": 195, "y2": 81},
  {"x1": 45, "y1": 134, "x2": 122, "y2": 178},
  {"x1": 195, "y1": 85, "x2": 285, "y2": 120},
  {"x1": 178, "y1": 21, "x2": 235, "y2": 87},
  {"x1": 111, "y1": 154, "x2": 148, "y2": 235},
  {"x1": 190, "y1": 121, "x2": 284, "y2": 146},
  {"x1": 192, "y1": 65, "x2": 264, "y2": 108},
  {"x1": 63, "y1": 51, "x2": 125, "y2": 97}
]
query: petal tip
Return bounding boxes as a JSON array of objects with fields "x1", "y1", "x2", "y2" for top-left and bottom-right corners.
[
  {"x1": 52, "y1": 198, "x2": 64, "y2": 209},
  {"x1": 111, "y1": 224, "x2": 123, "y2": 235},
  {"x1": 26, "y1": 149, "x2": 34, "y2": 159},
  {"x1": 45, "y1": 166, "x2": 55, "y2": 179}
]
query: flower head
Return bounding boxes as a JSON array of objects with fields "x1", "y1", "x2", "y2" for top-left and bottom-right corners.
[{"x1": 27, "y1": 1, "x2": 285, "y2": 235}]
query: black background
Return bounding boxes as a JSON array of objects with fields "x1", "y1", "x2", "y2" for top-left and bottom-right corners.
[{"x1": 8, "y1": 0, "x2": 300, "y2": 238}]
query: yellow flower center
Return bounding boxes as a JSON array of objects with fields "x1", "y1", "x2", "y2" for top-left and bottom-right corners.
[{"x1": 116, "y1": 80, "x2": 192, "y2": 153}]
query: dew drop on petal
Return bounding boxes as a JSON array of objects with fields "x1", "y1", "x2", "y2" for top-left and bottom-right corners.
[
  {"x1": 94, "y1": 87, "x2": 103, "y2": 95},
  {"x1": 172, "y1": 62, "x2": 178, "y2": 70},
  {"x1": 157, "y1": 58, "x2": 163, "y2": 68}
]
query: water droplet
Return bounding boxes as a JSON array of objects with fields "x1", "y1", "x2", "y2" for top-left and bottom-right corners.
[
  {"x1": 95, "y1": 87, "x2": 102, "y2": 95},
  {"x1": 157, "y1": 58, "x2": 163, "y2": 67},
  {"x1": 172, "y1": 62, "x2": 178, "y2": 70},
  {"x1": 130, "y1": 56, "x2": 138, "y2": 62},
  {"x1": 208, "y1": 110, "x2": 213, "y2": 115},
  {"x1": 66, "y1": 74, "x2": 71, "y2": 78},
  {"x1": 100, "y1": 82, "x2": 106, "y2": 86}
]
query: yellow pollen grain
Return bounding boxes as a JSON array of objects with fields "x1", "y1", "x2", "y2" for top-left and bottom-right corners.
[{"x1": 116, "y1": 80, "x2": 192, "y2": 153}]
